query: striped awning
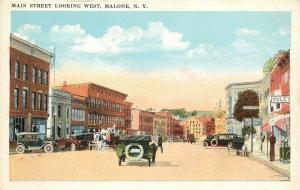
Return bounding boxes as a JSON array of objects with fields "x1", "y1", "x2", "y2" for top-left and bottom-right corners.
[
  {"x1": 262, "y1": 123, "x2": 271, "y2": 132},
  {"x1": 275, "y1": 118, "x2": 287, "y2": 131}
]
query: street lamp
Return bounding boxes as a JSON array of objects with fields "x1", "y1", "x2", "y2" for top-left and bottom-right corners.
[{"x1": 243, "y1": 106, "x2": 260, "y2": 153}]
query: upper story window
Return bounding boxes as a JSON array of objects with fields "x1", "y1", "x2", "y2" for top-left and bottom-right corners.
[
  {"x1": 23, "y1": 64, "x2": 29, "y2": 81},
  {"x1": 14, "y1": 88, "x2": 19, "y2": 109},
  {"x1": 32, "y1": 67, "x2": 37, "y2": 83},
  {"x1": 44, "y1": 94, "x2": 48, "y2": 111},
  {"x1": 38, "y1": 93, "x2": 42, "y2": 110},
  {"x1": 22, "y1": 89, "x2": 28, "y2": 110},
  {"x1": 58, "y1": 105, "x2": 61, "y2": 118},
  {"x1": 37, "y1": 69, "x2": 42, "y2": 84},
  {"x1": 31, "y1": 92, "x2": 36, "y2": 110},
  {"x1": 43, "y1": 71, "x2": 48, "y2": 85},
  {"x1": 15, "y1": 60, "x2": 20, "y2": 79}
]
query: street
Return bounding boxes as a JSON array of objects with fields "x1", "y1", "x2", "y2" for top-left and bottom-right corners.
[{"x1": 10, "y1": 142, "x2": 288, "y2": 181}]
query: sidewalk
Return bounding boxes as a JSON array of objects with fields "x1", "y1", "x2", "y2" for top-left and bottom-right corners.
[{"x1": 247, "y1": 141, "x2": 290, "y2": 178}]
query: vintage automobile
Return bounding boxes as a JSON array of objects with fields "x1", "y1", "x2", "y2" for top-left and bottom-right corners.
[
  {"x1": 202, "y1": 133, "x2": 244, "y2": 149},
  {"x1": 115, "y1": 135, "x2": 157, "y2": 167},
  {"x1": 15, "y1": 132, "x2": 56, "y2": 154},
  {"x1": 67, "y1": 133, "x2": 94, "y2": 151}
]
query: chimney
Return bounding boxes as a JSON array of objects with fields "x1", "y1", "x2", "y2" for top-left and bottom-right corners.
[{"x1": 63, "y1": 81, "x2": 67, "y2": 86}]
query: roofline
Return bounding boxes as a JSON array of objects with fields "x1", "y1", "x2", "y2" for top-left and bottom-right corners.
[
  {"x1": 225, "y1": 81, "x2": 260, "y2": 90},
  {"x1": 58, "y1": 82, "x2": 128, "y2": 97},
  {"x1": 10, "y1": 33, "x2": 54, "y2": 57}
]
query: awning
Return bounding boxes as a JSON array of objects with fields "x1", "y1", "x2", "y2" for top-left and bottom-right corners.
[
  {"x1": 275, "y1": 118, "x2": 287, "y2": 131},
  {"x1": 262, "y1": 123, "x2": 271, "y2": 132}
]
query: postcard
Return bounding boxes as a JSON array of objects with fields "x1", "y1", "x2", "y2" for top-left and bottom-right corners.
[{"x1": 0, "y1": 0, "x2": 300, "y2": 190}]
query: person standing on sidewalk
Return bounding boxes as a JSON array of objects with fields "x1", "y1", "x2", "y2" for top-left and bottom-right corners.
[
  {"x1": 269, "y1": 132, "x2": 276, "y2": 161},
  {"x1": 157, "y1": 134, "x2": 163, "y2": 153}
]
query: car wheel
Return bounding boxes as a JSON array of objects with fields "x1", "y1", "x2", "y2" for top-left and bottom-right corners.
[
  {"x1": 71, "y1": 143, "x2": 76, "y2": 151},
  {"x1": 16, "y1": 145, "x2": 25, "y2": 154},
  {"x1": 44, "y1": 144, "x2": 54, "y2": 153},
  {"x1": 203, "y1": 142, "x2": 208, "y2": 147},
  {"x1": 210, "y1": 139, "x2": 218, "y2": 147}
]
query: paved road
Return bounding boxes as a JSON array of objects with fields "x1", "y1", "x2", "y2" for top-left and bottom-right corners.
[{"x1": 9, "y1": 142, "x2": 288, "y2": 181}]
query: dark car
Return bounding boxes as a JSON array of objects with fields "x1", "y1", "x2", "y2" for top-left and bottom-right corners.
[
  {"x1": 202, "y1": 133, "x2": 244, "y2": 148},
  {"x1": 115, "y1": 135, "x2": 157, "y2": 167},
  {"x1": 67, "y1": 133, "x2": 94, "y2": 151},
  {"x1": 15, "y1": 132, "x2": 56, "y2": 154}
]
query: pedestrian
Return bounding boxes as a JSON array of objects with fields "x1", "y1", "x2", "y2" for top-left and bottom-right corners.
[{"x1": 157, "y1": 134, "x2": 163, "y2": 153}]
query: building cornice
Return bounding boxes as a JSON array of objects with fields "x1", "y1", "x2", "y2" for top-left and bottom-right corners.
[{"x1": 10, "y1": 34, "x2": 53, "y2": 63}]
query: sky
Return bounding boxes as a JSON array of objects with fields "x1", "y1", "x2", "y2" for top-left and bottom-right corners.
[{"x1": 11, "y1": 11, "x2": 291, "y2": 111}]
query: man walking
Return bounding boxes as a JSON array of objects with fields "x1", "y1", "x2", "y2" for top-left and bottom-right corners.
[{"x1": 157, "y1": 134, "x2": 163, "y2": 153}]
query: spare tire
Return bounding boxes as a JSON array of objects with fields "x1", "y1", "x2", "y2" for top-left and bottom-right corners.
[
  {"x1": 125, "y1": 143, "x2": 144, "y2": 161},
  {"x1": 210, "y1": 138, "x2": 218, "y2": 147}
]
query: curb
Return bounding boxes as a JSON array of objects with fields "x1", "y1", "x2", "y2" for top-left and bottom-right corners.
[{"x1": 249, "y1": 154, "x2": 290, "y2": 178}]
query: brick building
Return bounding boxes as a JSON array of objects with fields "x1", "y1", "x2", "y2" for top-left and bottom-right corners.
[
  {"x1": 9, "y1": 34, "x2": 53, "y2": 141},
  {"x1": 124, "y1": 102, "x2": 133, "y2": 130},
  {"x1": 131, "y1": 108, "x2": 155, "y2": 135},
  {"x1": 185, "y1": 116, "x2": 215, "y2": 141},
  {"x1": 60, "y1": 82, "x2": 128, "y2": 132},
  {"x1": 156, "y1": 111, "x2": 182, "y2": 139},
  {"x1": 269, "y1": 50, "x2": 290, "y2": 143},
  {"x1": 70, "y1": 94, "x2": 88, "y2": 134}
]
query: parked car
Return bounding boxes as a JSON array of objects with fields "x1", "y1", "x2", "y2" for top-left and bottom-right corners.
[
  {"x1": 15, "y1": 132, "x2": 56, "y2": 154},
  {"x1": 67, "y1": 133, "x2": 94, "y2": 151},
  {"x1": 202, "y1": 133, "x2": 244, "y2": 148},
  {"x1": 115, "y1": 135, "x2": 157, "y2": 167}
]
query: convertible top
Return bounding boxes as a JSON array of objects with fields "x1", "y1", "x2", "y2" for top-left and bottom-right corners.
[{"x1": 122, "y1": 135, "x2": 152, "y2": 142}]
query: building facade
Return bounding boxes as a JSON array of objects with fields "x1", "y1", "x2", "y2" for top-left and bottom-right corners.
[
  {"x1": 60, "y1": 82, "x2": 128, "y2": 132},
  {"x1": 225, "y1": 81, "x2": 260, "y2": 135},
  {"x1": 269, "y1": 50, "x2": 290, "y2": 143},
  {"x1": 9, "y1": 34, "x2": 53, "y2": 141},
  {"x1": 47, "y1": 88, "x2": 72, "y2": 139},
  {"x1": 130, "y1": 108, "x2": 155, "y2": 135},
  {"x1": 124, "y1": 102, "x2": 133, "y2": 130},
  {"x1": 71, "y1": 95, "x2": 87, "y2": 134},
  {"x1": 155, "y1": 111, "x2": 182, "y2": 139},
  {"x1": 153, "y1": 113, "x2": 168, "y2": 139},
  {"x1": 213, "y1": 110, "x2": 226, "y2": 134},
  {"x1": 185, "y1": 117, "x2": 205, "y2": 141}
]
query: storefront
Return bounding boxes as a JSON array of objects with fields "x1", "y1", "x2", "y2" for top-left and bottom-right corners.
[{"x1": 269, "y1": 114, "x2": 290, "y2": 145}]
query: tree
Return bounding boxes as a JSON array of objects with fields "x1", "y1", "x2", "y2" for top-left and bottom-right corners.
[
  {"x1": 233, "y1": 90, "x2": 259, "y2": 122},
  {"x1": 233, "y1": 90, "x2": 259, "y2": 138}
]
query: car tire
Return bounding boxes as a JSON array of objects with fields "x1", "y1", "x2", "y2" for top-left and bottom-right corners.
[
  {"x1": 125, "y1": 143, "x2": 144, "y2": 161},
  {"x1": 210, "y1": 139, "x2": 218, "y2": 147},
  {"x1": 44, "y1": 144, "x2": 54, "y2": 153},
  {"x1": 203, "y1": 142, "x2": 208, "y2": 147},
  {"x1": 16, "y1": 144, "x2": 25, "y2": 154},
  {"x1": 71, "y1": 143, "x2": 76, "y2": 151}
]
